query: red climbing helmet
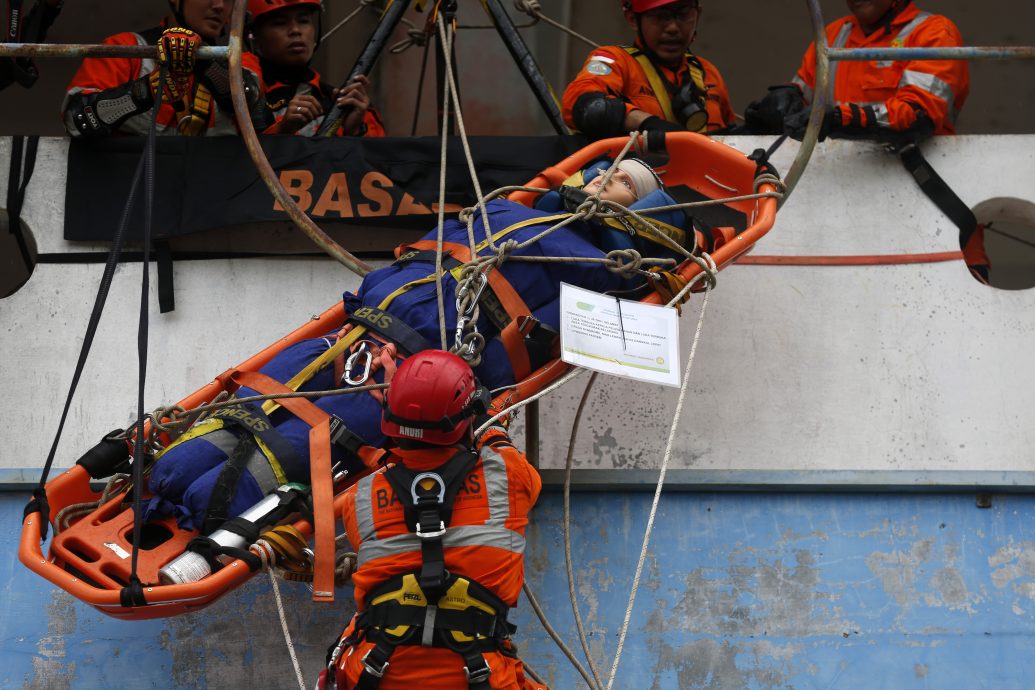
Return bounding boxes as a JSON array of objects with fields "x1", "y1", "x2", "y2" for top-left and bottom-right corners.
[
  {"x1": 248, "y1": 0, "x2": 322, "y2": 24},
  {"x1": 622, "y1": 0, "x2": 696, "y2": 12},
  {"x1": 381, "y1": 350, "x2": 488, "y2": 446}
]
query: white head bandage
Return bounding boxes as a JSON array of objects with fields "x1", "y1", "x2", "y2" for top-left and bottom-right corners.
[{"x1": 617, "y1": 158, "x2": 662, "y2": 200}]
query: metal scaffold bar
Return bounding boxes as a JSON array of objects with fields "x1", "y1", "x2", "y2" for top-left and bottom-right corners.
[
  {"x1": 830, "y1": 46, "x2": 1035, "y2": 61},
  {"x1": 0, "y1": 42, "x2": 229, "y2": 60}
]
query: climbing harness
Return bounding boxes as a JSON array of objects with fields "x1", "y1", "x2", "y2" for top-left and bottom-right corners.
[{"x1": 328, "y1": 449, "x2": 517, "y2": 690}]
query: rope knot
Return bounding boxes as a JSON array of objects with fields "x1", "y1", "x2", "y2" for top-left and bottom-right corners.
[
  {"x1": 576, "y1": 195, "x2": 604, "y2": 220},
  {"x1": 493, "y1": 238, "x2": 520, "y2": 267},
  {"x1": 605, "y1": 248, "x2": 643, "y2": 275},
  {"x1": 514, "y1": 0, "x2": 542, "y2": 15}
]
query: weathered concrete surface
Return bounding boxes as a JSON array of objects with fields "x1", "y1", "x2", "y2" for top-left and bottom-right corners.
[
  {"x1": 6, "y1": 491, "x2": 1035, "y2": 689},
  {"x1": 2, "y1": 136, "x2": 1034, "y2": 482}
]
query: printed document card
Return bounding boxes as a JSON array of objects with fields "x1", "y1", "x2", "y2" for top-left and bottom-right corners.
[{"x1": 560, "y1": 283, "x2": 681, "y2": 387}]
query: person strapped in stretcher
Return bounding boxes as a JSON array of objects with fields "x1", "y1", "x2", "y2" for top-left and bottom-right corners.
[{"x1": 145, "y1": 158, "x2": 720, "y2": 532}]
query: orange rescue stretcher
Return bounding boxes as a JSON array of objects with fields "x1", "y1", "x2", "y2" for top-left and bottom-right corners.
[{"x1": 19, "y1": 132, "x2": 780, "y2": 620}]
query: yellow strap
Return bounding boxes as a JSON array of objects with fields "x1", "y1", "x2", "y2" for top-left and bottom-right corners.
[
  {"x1": 602, "y1": 214, "x2": 687, "y2": 248},
  {"x1": 624, "y1": 47, "x2": 708, "y2": 131}
]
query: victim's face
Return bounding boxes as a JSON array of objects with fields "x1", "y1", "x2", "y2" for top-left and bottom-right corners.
[{"x1": 584, "y1": 168, "x2": 639, "y2": 206}]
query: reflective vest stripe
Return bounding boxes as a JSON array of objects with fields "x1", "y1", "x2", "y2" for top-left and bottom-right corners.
[
  {"x1": 899, "y1": 69, "x2": 958, "y2": 122},
  {"x1": 876, "y1": 12, "x2": 931, "y2": 67},
  {"x1": 791, "y1": 75, "x2": 813, "y2": 104},
  {"x1": 357, "y1": 524, "x2": 526, "y2": 566},
  {"x1": 355, "y1": 472, "x2": 379, "y2": 544},
  {"x1": 352, "y1": 448, "x2": 523, "y2": 565},
  {"x1": 482, "y1": 447, "x2": 510, "y2": 526},
  {"x1": 828, "y1": 22, "x2": 854, "y2": 102}
]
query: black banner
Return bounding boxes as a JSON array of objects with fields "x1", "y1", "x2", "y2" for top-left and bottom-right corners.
[{"x1": 64, "y1": 134, "x2": 589, "y2": 242}]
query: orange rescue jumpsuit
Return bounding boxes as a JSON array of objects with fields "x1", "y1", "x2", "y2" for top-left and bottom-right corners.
[
  {"x1": 62, "y1": 22, "x2": 264, "y2": 137},
  {"x1": 791, "y1": 3, "x2": 969, "y2": 135},
  {"x1": 562, "y1": 42, "x2": 734, "y2": 136},
  {"x1": 334, "y1": 427, "x2": 543, "y2": 690},
  {"x1": 258, "y1": 64, "x2": 385, "y2": 137}
]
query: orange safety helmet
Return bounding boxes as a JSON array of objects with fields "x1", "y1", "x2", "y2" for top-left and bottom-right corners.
[
  {"x1": 622, "y1": 0, "x2": 697, "y2": 12},
  {"x1": 381, "y1": 350, "x2": 490, "y2": 446},
  {"x1": 248, "y1": 0, "x2": 323, "y2": 25}
]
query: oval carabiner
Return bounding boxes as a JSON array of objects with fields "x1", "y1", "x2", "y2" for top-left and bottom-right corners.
[{"x1": 343, "y1": 343, "x2": 373, "y2": 386}]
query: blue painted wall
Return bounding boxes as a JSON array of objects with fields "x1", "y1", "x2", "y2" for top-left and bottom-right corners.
[{"x1": 5, "y1": 490, "x2": 1035, "y2": 689}]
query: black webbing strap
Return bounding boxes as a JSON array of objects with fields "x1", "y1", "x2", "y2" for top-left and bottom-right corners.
[
  {"x1": 897, "y1": 142, "x2": 978, "y2": 249},
  {"x1": 383, "y1": 450, "x2": 478, "y2": 600},
  {"x1": 5, "y1": 135, "x2": 39, "y2": 296},
  {"x1": 210, "y1": 403, "x2": 304, "y2": 474},
  {"x1": 153, "y1": 239, "x2": 175, "y2": 313},
  {"x1": 124, "y1": 65, "x2": 167, "y2": 608},
  {"x1": 30, "y1": 72, "x2": 163, "y2": 539},
  {"x1": 201, "y1": 434, "x2": 259, "y2": 536},
  {"x1": 347, "y1": 306, "x2": 433, "y2": 356}
]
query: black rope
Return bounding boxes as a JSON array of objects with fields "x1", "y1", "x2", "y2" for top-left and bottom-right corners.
[
  {"x1": 30, "y1": 148, "x2": 147, "y2": 538},
  {"x1": 5, "y1": 135, "x2": 39, "y2": 294}
]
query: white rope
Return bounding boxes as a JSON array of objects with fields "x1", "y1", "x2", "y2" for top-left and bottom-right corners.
[
  {"x1": 433, "y1": 18, "x2": 455, "y2": 351},
  {"x1": 604, "y1": 286, "x2": 712, "y2": 690},
  {"x1": 269, "y1": 570, "x2": 307, "y2": 690},
  {"x1": 564, "y1": 372, "x2": 604, "y2": 690}
]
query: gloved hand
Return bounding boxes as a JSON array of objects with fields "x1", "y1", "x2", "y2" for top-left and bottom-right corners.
[
  {"x1": 152, "y1": 27, "x2": 202, "y2": 101},
  {"x1": 744, "y1": 84, "x2": 806, "y2": 134},
  {"x1": 639, "y1": 115, "x2": 683, "y2": 134},
  {"x1": 638, "y1": 115, "x2": 684, "y2": 150},
  {"x1": 783, "y1": 105, "x2": 840, "y2": 142}
]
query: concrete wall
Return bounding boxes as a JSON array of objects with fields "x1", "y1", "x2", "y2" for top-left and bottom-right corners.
[
  {"x1": 3, "y1": 135, "x2": 1033, "y2": 484},
  {"x1": 8, "y1": 490, "x2": 1035, "y2": 689},
  {"x1": 1, "y1": 0, "x2": 1033, "y2": 136}
]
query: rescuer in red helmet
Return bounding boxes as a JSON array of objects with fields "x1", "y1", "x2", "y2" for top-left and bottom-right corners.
[
  {"x1": 62, "y1": 0, "x2": 269, "y2": 136},
  {"x1": 319, "y1": 350, "x2": 545, "y2": 690},
  {"x1": 561, "y1": 0, "x2": 734, "y2": 141},
  {"x1": 247, "y1": 0, "x2": 384, "y2": 136}
]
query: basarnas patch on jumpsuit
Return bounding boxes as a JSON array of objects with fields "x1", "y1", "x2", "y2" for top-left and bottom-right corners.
[{"x1": 586, "y1": 57, "x2": 613, "y2": 76}]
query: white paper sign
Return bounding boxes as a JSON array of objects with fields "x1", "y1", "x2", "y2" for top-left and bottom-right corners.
[{"x1": 559, "y1": 283, "x2": 681, "y2": 387}]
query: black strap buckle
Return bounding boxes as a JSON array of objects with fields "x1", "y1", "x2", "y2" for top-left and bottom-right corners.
[
  {"x1": 416, "y1": 519, "x2": 447, "y2": 539},
  {"x1": 361, "y1": 647, "x2": 390, "y2": 679},
  {"x1": 329, "y1": 415, "x2": 365, "y2": 456},
  {"x1": 464, "y1": 655, "x2": 492, "y2": 685}
]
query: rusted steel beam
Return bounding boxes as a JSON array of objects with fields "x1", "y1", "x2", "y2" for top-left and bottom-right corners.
[
  {"x1": 780, "y1": 0, "x2": 830, "y2": 207},
  {"x1": 829, "y1": 46, "x2": 1035, "y2": 62},
  {"x1": 0, "y1": 42, "x2": 228, "y2": 60}
]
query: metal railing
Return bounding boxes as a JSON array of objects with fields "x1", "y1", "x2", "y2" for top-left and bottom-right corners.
[{"x1": 783, "y1": 0, "x2": 1035, "y2": 205}]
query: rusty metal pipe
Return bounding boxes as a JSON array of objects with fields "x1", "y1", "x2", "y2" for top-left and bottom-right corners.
[
  {"x1": 227, "y1": 0, "x2": 371, "y2": 277},
  {"x1": 0, "y1": 42, "x2": 228, "y2": 60},
  {"x1": 830, "y1": 45, "x2": 1035, "y2": 61},
  {"x1": 780, "y1": 0, "x2": 830, "y2": 207}
]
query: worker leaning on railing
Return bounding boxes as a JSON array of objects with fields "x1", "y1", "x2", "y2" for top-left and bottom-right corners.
[{"x1": 61, "y1": 0, "x2": 269, "y2": 137}]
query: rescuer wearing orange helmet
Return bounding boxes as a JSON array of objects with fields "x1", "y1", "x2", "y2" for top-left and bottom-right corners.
[
  {"x1": 745, "y1": 0, "x2": 969, "y2": 140},
  {"x1": 62, "y1": 0, "x2": 269, "y2": 136},
  {"x1": 247, "y1": 0, "x2": 384, "y2": 136},
  {"x1": 319, "y1": 350, "x2": 545, "y2": 690},
  {"x1": 561, "y1": 0, "x2": 734, "y2": 140}
]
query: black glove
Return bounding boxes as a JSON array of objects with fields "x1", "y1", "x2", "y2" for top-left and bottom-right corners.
[
  {"x1": 557, "y1": 185, "x2": 592, "y2": 213},
  {"x1": 744, "y1": 84, "x2": 806, "y2": 134},
  {"x1": 639, "y1": 115, "x2": 683, "y2": 134},
  {"x1": 784, "y1": 106, "x2": 840, "y2": 142}
]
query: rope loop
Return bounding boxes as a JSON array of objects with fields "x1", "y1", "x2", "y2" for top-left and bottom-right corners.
[
  {"x1": 754, "y1": 172, "x2": 786, "y2": 196},
  {"x1": 514, "y1": 0, "x2": 542, "y2": 14},
  {"x1": 605, "y1": 248, "x2": 644, "y2": 276}
]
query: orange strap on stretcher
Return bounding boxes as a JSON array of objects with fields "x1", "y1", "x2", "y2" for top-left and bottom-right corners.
[
  {"x1": 227, "y1": 370, "x2": 337, "y2": 603},
  {"x1": 403, "y1": 239, "x2": 536, "y2": 380}
]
